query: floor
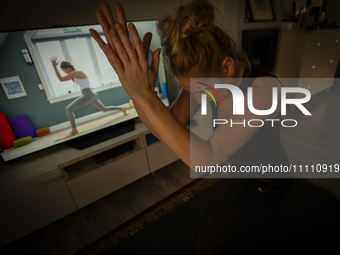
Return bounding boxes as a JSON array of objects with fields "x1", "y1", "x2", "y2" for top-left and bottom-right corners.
[
  {"x1": 1, "y1": 88, "x2": 340, "y2": 255},
  {"x1": 280, "y1": 88, "x2": 340, "y2": 196}
]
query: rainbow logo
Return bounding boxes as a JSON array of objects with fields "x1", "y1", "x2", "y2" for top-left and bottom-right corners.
[{"x1": 196, "y1": 82, "x2": 223, "y2": 106}]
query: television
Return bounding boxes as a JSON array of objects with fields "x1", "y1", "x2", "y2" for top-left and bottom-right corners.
[{"x1": 0, "y1": 20, "x2": 168, "y2": 162}]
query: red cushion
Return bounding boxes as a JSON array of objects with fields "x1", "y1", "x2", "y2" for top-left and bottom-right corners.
[{"x1": 0, "y1": 113, "x2": 16, "y2": 149}]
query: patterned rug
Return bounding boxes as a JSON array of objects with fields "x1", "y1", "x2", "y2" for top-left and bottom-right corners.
[{"x1": 74, "y1": 178, "x2": 218, "y2": 255}]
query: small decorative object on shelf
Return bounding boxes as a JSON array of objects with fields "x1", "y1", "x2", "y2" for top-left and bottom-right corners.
[{"x1": 129, "y1": 99, "x2": 134, "y2": 108}]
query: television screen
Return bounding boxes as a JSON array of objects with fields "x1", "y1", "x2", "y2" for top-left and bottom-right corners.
[{"x1": 0, "y1": 20, "x2": 168, "y2": 162}]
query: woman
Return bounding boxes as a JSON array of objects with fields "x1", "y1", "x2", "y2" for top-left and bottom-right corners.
[
  {"x1": 50, "y1": 57, "x2": 127, "y2": 137},
  {"x1": 90, "y1": 1, "x2": 294, "y2": 253}
]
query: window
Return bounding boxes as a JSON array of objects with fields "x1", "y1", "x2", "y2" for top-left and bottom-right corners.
[{"x1": 24, "y1": 21, "x2": 166, "y2": 103}]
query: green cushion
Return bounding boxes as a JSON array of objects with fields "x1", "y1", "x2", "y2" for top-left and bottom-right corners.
[{"x1": 13, "y1": 136, "x2": 33, "y2": 148}]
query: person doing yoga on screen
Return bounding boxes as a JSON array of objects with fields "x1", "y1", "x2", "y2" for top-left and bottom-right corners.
[{"x1": 50, "y1": 56, "x2": 127, "y2": 137}]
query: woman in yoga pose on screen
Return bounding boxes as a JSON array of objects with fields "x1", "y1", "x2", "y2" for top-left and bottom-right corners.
[
  {"x1": 50, "y1": 57, "x2": 127, "y2": 137},
  {"x1": 90, "y1": 1, "x2": 294, "y2": 253}
]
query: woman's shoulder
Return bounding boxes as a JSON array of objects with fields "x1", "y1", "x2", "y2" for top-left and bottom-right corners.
[
  {"x1": 246, "y1": 64, "x2": 281, "y2": 90},
  {"x1": 248, "y1": 76, "x2": 281, "y2": 118},
  {"x1": 239, "y1": 67, "x2": 281, "y2": 94},
  {"x1": 251, "y1": 76, "x2": 281, "y2": 92},
  {"x1": 71, "y1": 70, "x2": 87, "y2": 79}
]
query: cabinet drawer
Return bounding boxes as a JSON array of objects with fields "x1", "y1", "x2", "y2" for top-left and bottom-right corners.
[
  {"x1": 300, "y1": 61, "x2": 325, "y2": 77},
  {"x1": 305, "y1": 31, "x2": 336, "y2": 55},
  {"x1": 325, "y1": 30, "x2": 340, "y2": 50},
  {"x1": 66, "y1": 149, "x2": 149, "y2": 209},
  {"x1": 0, "y1": 167, "x2": 77, "y2": 247},
  {"x1": 298, "y1": 76, "x2": 334, "y2": 96},
  {"x1": 146, "y1": 141, "x2": 179, "y2": 173},
  {"x1": 300, "y1": 57, "x2": 338, "y2": 77},
  {"x1": 304, "y1": 37, "x2": 328, "y2": 58}
]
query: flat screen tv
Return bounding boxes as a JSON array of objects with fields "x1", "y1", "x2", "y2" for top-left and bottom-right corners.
[{"x1": 0, "y1": 20, "x2": 167, "y2": 162}]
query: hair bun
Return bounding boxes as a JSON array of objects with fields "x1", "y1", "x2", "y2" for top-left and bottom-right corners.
[
  {"x1": 158, "y1": 1, "x2": 249, "y2": 77},
  {"x1": 178, "y1": 1, "x2": 216, "y2": 38}
]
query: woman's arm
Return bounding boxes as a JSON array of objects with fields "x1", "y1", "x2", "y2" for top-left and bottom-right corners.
[
  {"x1": 132, "y1": 78, "x2": 281, "y2": 168},
  {"x1": 90, "y1": 3, "x2": 199, "y2": 141},
  {"x1": 169, "y1": 87, "x2": 200, "y2": 125},
  {"x1": 90, "y1": 2, "x2": 280, "y2": 168},
  {"x1": 52, "y1": 67, "x2": 76, "y2": 82},
  {"x1": 49, "y1": 56, "x2": 77, "y2": 81},
  {"x1": 134, "y1": 87, "x2": 199, "y2": 141}
]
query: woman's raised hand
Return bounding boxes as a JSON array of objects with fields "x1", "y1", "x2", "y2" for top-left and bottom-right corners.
[
  {"x1": 49, "y1": 56, "x2": 59, "y2": 67},
  {"x1": 90, "y1": 2, "x2": 161, "y2": 100}
]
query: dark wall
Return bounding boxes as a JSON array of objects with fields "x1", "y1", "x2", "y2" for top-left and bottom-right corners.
[{"x1": 325, "y1": 0, "x2": 340, "y2": 27}]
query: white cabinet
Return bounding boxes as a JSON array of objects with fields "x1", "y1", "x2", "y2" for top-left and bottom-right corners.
[
  {"x1": 0, "y1": 166, "x2": 77, "y2": 247},
  {"x1": 135, "y1": 122, "x2": 179, "y2": 173},
  {"x1": 276, "y1": 29, "x2": 340, "y2": 95},
  {"x1": 146, "y1": 141, "x2": 179, "y2": 173},
  {"x1": 63, "y1": 134, "x2": 150, "y2": 209},
  {"x1": 66, "y1": 149, "x2": 149, "y2": 209},
  {"x1": 0, "y1": 120, "x2": 179, "y2": 247}
]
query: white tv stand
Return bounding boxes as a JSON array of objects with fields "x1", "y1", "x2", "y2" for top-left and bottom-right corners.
[{"x1": 0, "y1": 119, "x2": 179, "y2": 248}]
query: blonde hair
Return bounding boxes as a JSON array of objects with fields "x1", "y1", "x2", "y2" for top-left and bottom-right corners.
[
  {"x1": 60, "y1": 61, "x2": 75, "y2": 71},
  {"x1": 60, "y1": 61, "x2": 75, "y2": 82},
  {"x1": 158, "y1": 1, "x2": 250, "y2": 77}
]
